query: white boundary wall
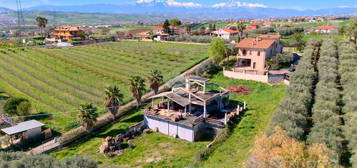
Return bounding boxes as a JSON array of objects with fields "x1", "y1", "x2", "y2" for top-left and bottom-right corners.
[
  {"x1": 224, "y1": 70, "x2": 269, "y2": 83},
  {"x1": 223, "y1": 70, "x2": 285, "y2": 84}
]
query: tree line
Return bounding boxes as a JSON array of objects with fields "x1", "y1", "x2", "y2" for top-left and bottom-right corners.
[
  {"x1": 263, "y1": 39, "x2": 357, "y2": 167},
  {"x1": 307, "y1": 39, "x2": 341, "y2": 163},
  {"x1": 270, "y1": 39, "x2": 320, "y2": 141},
  {"x1": 338, "y1": 41, "x2": 357, "y2": 166},
  {"x1": 0, "y1": 152, "x2": 97, "y2": 168}
]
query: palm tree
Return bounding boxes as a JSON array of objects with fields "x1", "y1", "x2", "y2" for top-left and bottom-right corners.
[
  {"x1": 129, "y1": 76, "x2": 146, "y2": 107},
  {"x1": 237, "y1": 22, "x2": 246, "y2": 40},
  {"x1": 35, "y1": 16, "x2": 48, "y2": 38},
  {"x1": 77, "y1": 103, "x2": 98, "y2": 131},
  {"x1": 104, "y1": 85, "x2": 123, "y2": 118},
  {"x1": 148, "y1": 70, "x2": 163, "y2": 95}
]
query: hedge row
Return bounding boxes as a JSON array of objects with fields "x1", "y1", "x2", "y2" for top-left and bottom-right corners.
[
  {"x1": 270, "y1": 39, "x2": 319, "y2": 140},
  {"x1": 307, "y1": 39, "x2": 341, "y2": 162},
  {"x1": 0, "y1": 152, "x2": 97, "y2": 168},
  {"x1": 338, "y1": 41, "x2": 357, "y2": 166}
]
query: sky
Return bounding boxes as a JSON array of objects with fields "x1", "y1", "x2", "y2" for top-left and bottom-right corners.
[{"x1": 1, "y1": 0, "x2": 357, "y2": 10}]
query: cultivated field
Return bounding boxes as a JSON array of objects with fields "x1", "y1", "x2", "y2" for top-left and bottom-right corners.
[{"x1": 0, "y1": 41, "x2": 208, "y2": 132}]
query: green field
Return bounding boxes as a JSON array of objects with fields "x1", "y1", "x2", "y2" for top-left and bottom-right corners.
[
  {"x1": 0, "y1": 41, "x2": 208, "y2": 132},
  {"x1": 51, "y1": 73, "x2": 286, "y2": 167}
]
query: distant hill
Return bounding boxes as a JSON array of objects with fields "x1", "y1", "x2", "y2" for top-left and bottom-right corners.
[
  {"x1": 0, "y1": 8, "x2": 164, "y2": 27},
  {"x1": 0, "y1": 2, "x2": 357, "y2": 27},
  {"x1": 26, "y1": 3, "x2": 357, "y2": 20}
]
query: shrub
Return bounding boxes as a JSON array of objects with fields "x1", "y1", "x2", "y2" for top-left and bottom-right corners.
[
  {"x1": 208, "y1": 38, "x2": 226, "y2": 64},
  {"x1": 267, "y1": 52, "x2": 293, "y2": 70},
  {"x1": 3, "y1": 97, "x2": 30, "y2": 116},
  {"x1": 0, "y1": 152, "x2": 97, "y2": 168},
  {"x1": 246, "y1": 127, "x2": 336, "y2": 168}
]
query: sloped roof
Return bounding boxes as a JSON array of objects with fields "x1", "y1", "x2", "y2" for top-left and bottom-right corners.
[
  {"x1": 220, "y1": 28, "x2": 240, "y2": 34},
  {"x1": 1, "y1": 120, "x2": 44, "y2": 135},
  {"x1": 315, "y1": 25, "x2": 334, "y2": 30},
  {"x1": 153, "y1": 26, "x2": 178, "y2": 30},
  {"x1": 54, "y1": 26, "x2": 83, "y2": 31},
  {"x1": 259, "y1": 34, "x2": 281, "y2": 40},
  {"x1": 189, "y1": 76, "x2": 210, "y2": 82},
  {"x1": 236, "y1": 37, "x2": 275, "y2": 49}
]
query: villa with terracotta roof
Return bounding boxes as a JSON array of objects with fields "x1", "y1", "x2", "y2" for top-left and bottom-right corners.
[
  {"x1": 152, "y1": 25, "x2": 182, "y2": 35},
  {"x1": 223, "y1": 34, "x2": 284, "y2": 83},
  {"x1": 314, "y1": 25, "x2": 336, "y2": 34},
  {"x1": 234, "y1": 34, "x2": 282, "y2": 75},
  {"x1": 53, "y1": 26, "x2": 85, "y2": 41},
  {"x1": 211, "y1": 28, "x2": 240, "y2": 40}
]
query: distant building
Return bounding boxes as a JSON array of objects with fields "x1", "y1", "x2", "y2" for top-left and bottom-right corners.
[
  {"x1": 211, "y1": 28, "x2": 240, "y2": 40},
  {"x1": 246, "y1": 24, "x2": 260, "y2": 31},
  {"x1": 125, "y1": 29, "x2": 152, "y2": 40},
  {"x1": 314, "y1": 25, "x2": 336, "y2": 34},
  {"x1": 53, "y1": 26, "x2": 85, "y2": 41},
  {"x1": 152, "y1": 26, "x2": 181, "y2": 35}
]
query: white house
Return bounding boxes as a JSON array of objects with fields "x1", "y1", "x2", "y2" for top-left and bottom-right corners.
[
  {"x1": 314, "y1": 25, "x2": 336, "y2": 34},
  {"x1": 211, "y1": 28, "x2": 240, "y2": 40}
]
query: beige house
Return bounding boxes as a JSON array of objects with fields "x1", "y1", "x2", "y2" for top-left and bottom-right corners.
[
  {"x1": 53, "y1": 26, "x2": 85, "y2": 41},
  {"x1": 234, "y1": 34, "x2": 282, "y2": 75}
]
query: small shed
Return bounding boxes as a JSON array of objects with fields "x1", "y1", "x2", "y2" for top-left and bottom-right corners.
[{"x1": 1, "y1": 120, "x2": 44, "y2": 140}]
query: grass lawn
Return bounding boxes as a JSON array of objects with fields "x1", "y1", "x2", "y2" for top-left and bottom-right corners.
[
  {"x1": 51, "y1": 72, "x2": 286, "y2": 167},
  {"x1": 199, "y1": 73, "x2": 286, "y2": 168},
  {"x1": 0, "y1": 41, "x2": 208, "y2": 132},
  {"x1": 281, "y1": 33, "x2": 344, "y2": 42}
]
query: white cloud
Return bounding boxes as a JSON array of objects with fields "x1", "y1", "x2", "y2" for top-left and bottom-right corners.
[
  {"x1": 166, "y1": 0, "x2": 202, "y2": 7},
  {"x1": 212, "y1": 3, "x2": 227, "y2": 8},
  {"x1": 212, "y1": 1, "x2": 267, "y2": 8},
  {"x1": 337, "y1": 5, "x2": 350, "y2": 8},
  {"x1": 136, "y1": 0, "x2": 202, "y2": 7},
  {"x1": 136, "y1": 0, "x2": 154, "y2": 3}
]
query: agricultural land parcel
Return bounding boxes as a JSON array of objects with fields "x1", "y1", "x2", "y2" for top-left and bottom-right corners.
[
  {"x1": 0, "y1": 41, "x2": 208, "y2": 132},
  {"x1": 52, "y1": 73, "x2": 286, "y2": 167}
]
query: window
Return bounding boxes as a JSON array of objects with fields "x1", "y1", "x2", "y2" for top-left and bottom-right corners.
[
  {"x1": 253, "y1": 62, "x2": 256, "y2": 69},
  {"x1": 242, "y1": 50, "x2": 247, "y2": 56},
  {"x1": 257, "y1": 51, "x2": 261, "y2": 56}
]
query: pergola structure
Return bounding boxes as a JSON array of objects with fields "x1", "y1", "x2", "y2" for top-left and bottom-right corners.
[{"x1": 149, "y1": 76, "x2": 229, "y2": 118}]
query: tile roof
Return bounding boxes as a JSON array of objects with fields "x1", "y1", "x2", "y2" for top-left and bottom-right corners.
[
  {"x1": 221, "y1": 28, "x2": 240, "y2": 34},
  {"x1": 55, "y1": 26, "x2": 83, "y2": 31},
  {"x1": 236, "y1": 37, "x2": 276, "y2": 49},
  {"x1": 315, "y1": 25, "x2": 334, "y2": 30},
  {"x1": 153, "y1": 25, "x2": 178, "y2": 30},
  {"x1": 153, "y1": 26, "x2": 164, "y2": 30},
  {"x1": 259, "y1": 34, "x2": 281, "y2": 40}
]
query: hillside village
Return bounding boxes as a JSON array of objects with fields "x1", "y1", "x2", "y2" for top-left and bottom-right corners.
[{"x1": 0, "y1": 1, "x2": 357, "y2": 167}]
